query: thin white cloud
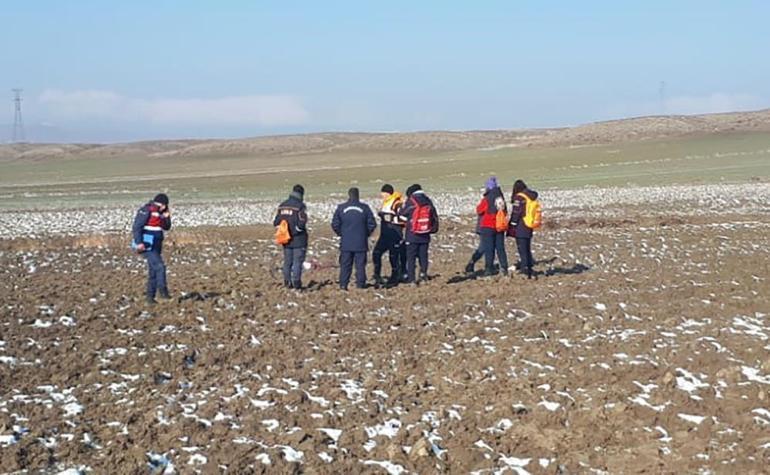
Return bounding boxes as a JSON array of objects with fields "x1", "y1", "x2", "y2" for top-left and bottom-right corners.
[{"x1": 38, "y1": 89, "x2": 309, "y2": 126}]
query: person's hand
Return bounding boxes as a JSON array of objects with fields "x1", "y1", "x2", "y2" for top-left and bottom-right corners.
[
  {"x1": 162, "y1": 211, "x2": 171, "y2": 218},
  {"x1": 135, "y1": 243, "x2": 146, "y2": 253}
]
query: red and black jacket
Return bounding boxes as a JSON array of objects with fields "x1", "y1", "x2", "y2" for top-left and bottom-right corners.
[
  {"x1": 132, "y1": 202, "x2": 172, "y2": 249},
  {"x1": 476, "y1": 187, "x2": 505, "y2": 231}
]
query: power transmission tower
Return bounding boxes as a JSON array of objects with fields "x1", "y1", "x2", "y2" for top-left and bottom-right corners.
[
  {"x1": 12, "y1": 88, "x2": 25, "y2": 142},
  {"x1": 658, "y1": 81, "x2": 666, "y2": 115}
]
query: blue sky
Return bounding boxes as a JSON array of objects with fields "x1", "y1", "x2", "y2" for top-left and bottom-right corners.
[{"x1": 2, "y1": 1, "x2": 769, "y2": 142}]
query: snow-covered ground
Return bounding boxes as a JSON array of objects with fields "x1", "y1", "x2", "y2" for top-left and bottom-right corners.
[{"x1": 0, "y1": 183, "x2": 768, "y2": 240}]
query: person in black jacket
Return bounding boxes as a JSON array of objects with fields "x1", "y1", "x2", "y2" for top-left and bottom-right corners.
[
  {"x1": 399, "y1": 184, "x2": 439, "y2": 284},
  {"x1": 510, "y1": 179, "x2": 538, "y2": 279},
  {"x1": 131, "y1": 193, "x2": 172, "y2": 304},
  {"x1": 273, "y1": 184, "x2": 309, "y2": 289},
  {"x1": 372, "y1": 184, "x2": 407, "y2": 287},
  {"x1": 331, "y1": 187, "x2": 377, "y2": 290}
]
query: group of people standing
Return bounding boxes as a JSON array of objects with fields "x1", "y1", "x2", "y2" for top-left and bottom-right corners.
[
  {"x1": 272, "y1": 177, "x2": 538, "y2": 292},
  {"x1": 465, "y1": 177, "x2": 539, "y2": 279},
  {"x1": 130, "y1": 178, "x2": 539, "y2": 303},
  {"x1": 274, "y1": 183, "x2": 438, "y2": 291}
]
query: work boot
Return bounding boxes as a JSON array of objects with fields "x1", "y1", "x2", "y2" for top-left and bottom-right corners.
[
  {"x1": 292, "y1": 281, "x2": 302, "y2": 291},
  {"x1": 419, "y1": 272, "x2": 429, "y2": 283},
  {"x1": 482, "y1": 268, "x2": 495, "y2": 278},
  {"x1": 386, "y1": 274, "x2": 400, "y2": 287},
  {"x1": 464, "y1": 262, "x2": 475, "y2": 274},
  {"x1": 145, "y1": 296, "x2": 158, "y2": 306},
  {"x1": 373, "y1": 275, "x2": 385, "y2": 287},
  {"x1": 284, "y1": 280, "x2": 292, "y2": 288},
  {"x1": 159, "y1": 289, "x2": 172, "y2": 300}
]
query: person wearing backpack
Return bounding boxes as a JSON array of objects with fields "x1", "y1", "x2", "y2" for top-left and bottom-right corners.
[
  {"x1": 273, "y1": 184, "x2": 309, "y2": 289},
  {"x1": 467, "y1": 177, "x2": 509, "y2": 277},
  {"x1": 131, "y1": 193, "x2": 172, "y2": 305},
  {"x1": 372, "y1": 184, "x2": 407, "y2": 287},
  {"x1": 510, "y1": 179, "x2": 540, "y2": 279},
  {"x1": 399, "y1": 184, "x2": 439, "y2": 284},
  {"x1": 331, "y1": 187, "x2": 377, "y2": 290}
]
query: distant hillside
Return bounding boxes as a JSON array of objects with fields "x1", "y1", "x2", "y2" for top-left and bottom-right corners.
[{"x1": 2, "y1": 109, "x2": 770, "y2": 161}]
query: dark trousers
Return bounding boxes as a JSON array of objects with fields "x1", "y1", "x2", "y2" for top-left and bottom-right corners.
[
  {"x1": 144, "y1": 250, "x2": 167, "y2": 298},
  {"x1": 283, "y1": 247, "x2": 306, "y2": 286},
  {"x1": 405, "y1": 242, "x2": 429, "y2": 282},
  {"x1": 372, "y1": 232, "x2": 406, "y2": 279},
  {"x1": 339, "y1": 251, "x2": 367, "y2": 288},
  {"x1": 470, "y1": 236, "x2": 483, "y2": 266},
  {"x1": 481, "y1": 230, "x2": 509, "y2": 273},
  {"x1": 516, "y1": 237, "x2": 534, "y2": 273}
]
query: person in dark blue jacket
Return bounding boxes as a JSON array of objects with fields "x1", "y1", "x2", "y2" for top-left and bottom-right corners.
[
  {"x1": 273, "y1": 184, "x2": 309, "y2": 289},
  {"x1": 510, "y1": 179, "x2": 538, "y2": 279},
  {"x1": 132, "y1": 193, "x2": 172, "y2": 304},
  {"x1": 399, "y1": 184, "x2": 439, "y2": 284},
  {"x1": 331, "y1": 187, "x2": 377, "y2": 290}
]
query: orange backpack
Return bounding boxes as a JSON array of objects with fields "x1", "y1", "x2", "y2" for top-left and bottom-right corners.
[
  {"x1": 494, "y1": 196, "x2": 509, "y2": 232},
  {"x1": 274, "y1": 220, "x2": 292, "y2": 245},
  {"x1": 517, "y1": 192, "x2": 542, "y2": 230}
]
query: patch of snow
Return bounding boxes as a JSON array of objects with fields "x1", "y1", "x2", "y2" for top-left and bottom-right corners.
[
  {"x1": 742, "y1": 366, "x2": 770, "y2": 384},
  {"x1": 361, "y1": 460, "x2": 407, "y2": 475},
  {"x1": 188, "y1": 453, "x2": 207, "y2": 465},
  {"x1": 278, "y1": 445, "x2": 304, "y2": 463},
  {"x1": 365, "y1": 419, "x2": 402, "y2": 439},
  {"x1": 678, "y1": 413, "x2": 706, "y2": 425},
  {"x1": 538, "y1": 400, "x2": 560, "y2": 412},
  {"x1": 62, "y1": 402, "x2": 83, "y2": 417},
  {"x1": 318, "y1": 428, "x2": 342, "y2": 443}
]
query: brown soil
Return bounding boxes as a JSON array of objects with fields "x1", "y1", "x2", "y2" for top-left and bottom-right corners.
[{"x1": 1, "y1": 213, "x2": 769, "y2": 473}]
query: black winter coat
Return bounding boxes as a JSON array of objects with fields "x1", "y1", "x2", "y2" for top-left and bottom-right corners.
[
  {"x1": 510, "y1": 189, "x2": 538, "y2": 239},
  {"x1": 274, "y1": 194, "x2": 309, "y2": 249}
]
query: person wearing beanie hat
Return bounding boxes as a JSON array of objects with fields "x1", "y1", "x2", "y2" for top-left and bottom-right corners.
[
  {"x1": 274, "y1": 184, "x2": 309, "y2": 289},
  {"x1": 131, "y1": 193, "x2": 173, "y2": 304},
  {"x1": 467, "y1": 176, "x2": 509, "y2": 277},
  {"x1": 398, "y1": 183, "x2": 439, "y2": 284},
  {"x1": 405, "y1": 183, "x2": 421, "y2": 198},
  {"x1": 331, "y1": 187, "x2": 377, "y2": 290},
  {"x1": 372, "y1": 183, "x2": 407, "y2": 287},
  {"x1": 154, "y1": 193, "x2": 169, "y2": 206}
]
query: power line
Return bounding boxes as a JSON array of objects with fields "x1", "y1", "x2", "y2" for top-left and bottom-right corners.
[{"x1": 12, "y1": 88, "x2": 25, "y2": 142}]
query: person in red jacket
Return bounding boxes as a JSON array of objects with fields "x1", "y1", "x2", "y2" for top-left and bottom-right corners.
[{"x1": 469, "y1": 177, "x2": 509, "y2": 276}]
